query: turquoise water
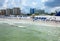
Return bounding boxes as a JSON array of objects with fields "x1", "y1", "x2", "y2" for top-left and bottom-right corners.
[{"x1": 0, "y1": 23, "x2": 60, "y2": 41}]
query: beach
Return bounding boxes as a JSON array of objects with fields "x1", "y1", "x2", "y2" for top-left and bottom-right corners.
[{"x1": 0, "y1": 17, "x2": 60, "y2": 27}]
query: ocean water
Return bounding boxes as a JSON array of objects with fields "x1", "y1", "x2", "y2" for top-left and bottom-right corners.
[{"x1": 0, "y1": 23, "x2": 60, "y2": 41}]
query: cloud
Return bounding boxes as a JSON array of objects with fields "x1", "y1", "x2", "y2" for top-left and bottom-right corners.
[
  {"x1": 21, "y1": 0, "x2": 45, "y2": 9},
  {"x1": 0, "y1": 0, "x2": 46, "y2": 9},
  {"x1": 0, "y1": 0, "x2": 5, "y2": 7},
  {"x1": 32, "y1": 2, "x2": 37, "y2": 6},
  {"x1": 2, "y1": 0, "x2": 8, "y2": 8},
  {"x1": 44, "y1": 0, "x2": 60, "y2": 13},
  {"x1": 45, "y1": 0, "x2": 60, "y2": 7},
  {"x1": 50, "y1": 7, "x2": 60, "y2": 12},
  {"x1": 41, "y1": 0, "x2": 48, "y2": 3},
  {"x1": 21, "y1": 0, "x2": 27, "y2": 6}
]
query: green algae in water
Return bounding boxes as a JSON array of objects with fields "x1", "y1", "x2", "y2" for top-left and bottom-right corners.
[{"x1": 0, "y1": 23, "x2": 60, "y2": 41}]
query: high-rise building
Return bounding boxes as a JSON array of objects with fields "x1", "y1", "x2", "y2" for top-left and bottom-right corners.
[
  {"x1": 13, "y1": 7, "x2": 21, "y2": 15},
  {"x1": 30, "y1": 8, "x2": 35, "y2": 14}
]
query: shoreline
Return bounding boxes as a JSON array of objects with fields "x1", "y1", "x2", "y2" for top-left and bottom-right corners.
[{"x1": 0, "y1": 18, "x2": 60, "y2": 27}]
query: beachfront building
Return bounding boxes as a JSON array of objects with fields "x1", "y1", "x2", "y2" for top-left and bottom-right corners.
[
  {"x1": 0, "y1": 9, "x2": 6, "y2": 15},
  {"x1": 0, "y1": 7, "x2": 21, "y2": 16},
  {"x1": 6, "y1": 8, "x2": 13, "y2": 16},
  {"x1": 13, "y1": 7, "x2": 21, "y2": 16}
]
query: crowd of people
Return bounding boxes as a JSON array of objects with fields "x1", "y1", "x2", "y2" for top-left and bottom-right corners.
[{"x1": 0, "y1": 15, "x2": 60, "y2": 23}]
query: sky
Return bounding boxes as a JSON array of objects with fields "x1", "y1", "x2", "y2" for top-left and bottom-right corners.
[{"x1": 0, "y1": 0, "x2": 60, "y2": 13}]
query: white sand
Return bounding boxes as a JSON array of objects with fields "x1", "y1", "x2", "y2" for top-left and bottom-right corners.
[{"x1": 0, "y1": 18, "x2": 60, "y2": 27}]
